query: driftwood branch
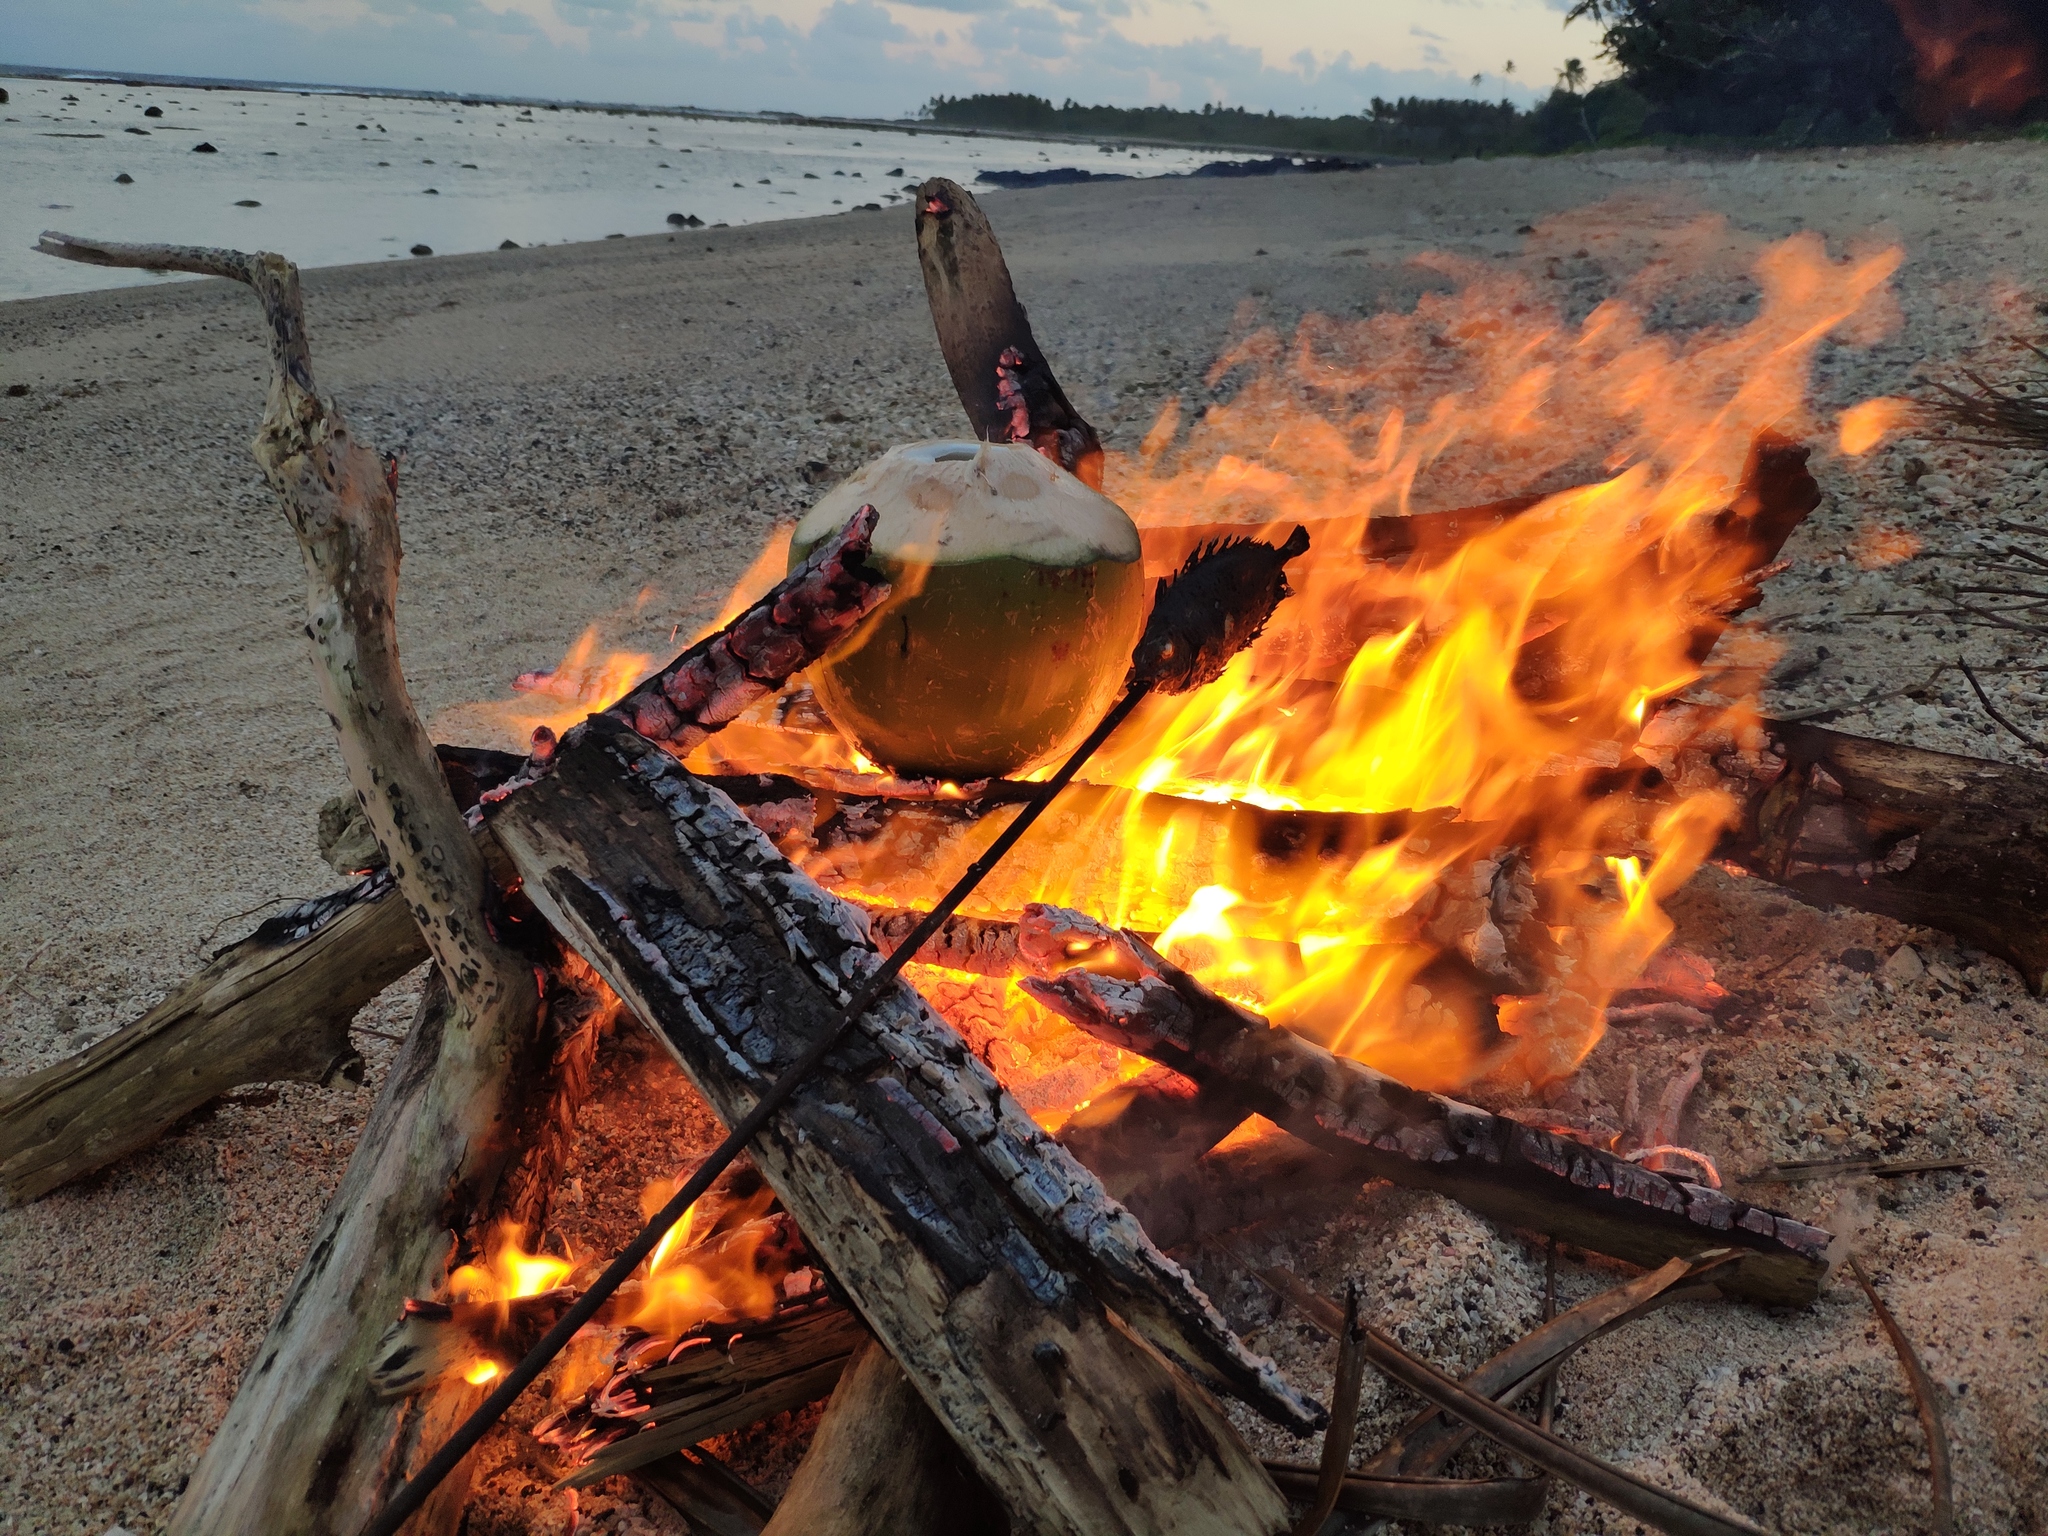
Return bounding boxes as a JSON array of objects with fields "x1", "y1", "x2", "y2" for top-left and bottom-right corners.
[
  {"x1": 40, "y1": 232, "x2": 545, "y2": 1535},
  {"x1": 487, "y1": 717, "x2": 1306, "y2": 1536},
  {"x1": 0, "y1": 877, "x2": 417, "y2": 1204}
]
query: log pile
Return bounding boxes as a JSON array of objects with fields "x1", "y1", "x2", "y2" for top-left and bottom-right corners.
[{"x1": 5, "y1": 184, "x2": 1992, "y2": 1536}]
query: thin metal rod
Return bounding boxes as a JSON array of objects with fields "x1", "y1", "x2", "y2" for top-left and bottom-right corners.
[{"x1": 361, "y1": 682, "x2": 1152, "y2": 1536}]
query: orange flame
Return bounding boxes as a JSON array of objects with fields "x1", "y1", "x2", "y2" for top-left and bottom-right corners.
[
  {"x1": 628, "y1": 1175, "x2": 792, "y2": 1337},
  {"x1": 503, "y1": 218, "x2": 1908, "y2": 1107}
]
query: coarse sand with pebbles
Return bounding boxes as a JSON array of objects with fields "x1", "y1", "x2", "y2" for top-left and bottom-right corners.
[{"x1": 4, "y1": 142, "x2": 2048, "y2": 1535}]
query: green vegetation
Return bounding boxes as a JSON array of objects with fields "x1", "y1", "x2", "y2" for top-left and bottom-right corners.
[{"x1": 921, "y1": 90, "x2": 1626, "y2": 162}]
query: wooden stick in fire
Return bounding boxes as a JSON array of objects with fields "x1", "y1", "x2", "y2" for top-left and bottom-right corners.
[{"x1": 362, "y1": 523, "x2": 1314, "y2": 1535}]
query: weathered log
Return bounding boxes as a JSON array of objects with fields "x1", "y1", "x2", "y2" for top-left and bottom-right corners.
[
  {"x1": 0, "y1": 876, "x2": 415, "y2": 1204},
  {"x1": 486, "y1": 716, "x2": 1308, "y2": 1536},
  {"x1": 33, "y1": 231, "x2": 552, "y2": 1535},
  {"x1": 761, "y1": 1339, "x2": 1010, "y2": 1536},
  {"x1": 915, "y1": 178, "x2": 1102, "y2": 487},
  {"x1": 1017, "y1": 912, "x2": 1832, "y2": 1305}
]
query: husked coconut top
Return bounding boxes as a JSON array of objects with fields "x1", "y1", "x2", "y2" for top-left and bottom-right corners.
[{"x1": 797, "y1": 440, "x2": 1141, "y2": 568}]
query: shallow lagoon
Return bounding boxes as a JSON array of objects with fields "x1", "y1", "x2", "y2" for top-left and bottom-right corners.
[{"x1": 3, "y1": 74, "x2": 1245, "y2": 300}]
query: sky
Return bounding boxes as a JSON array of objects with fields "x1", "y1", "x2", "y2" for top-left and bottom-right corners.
[{"x1": 2, "y1": 0, "x2": 1610, "y2": 120}]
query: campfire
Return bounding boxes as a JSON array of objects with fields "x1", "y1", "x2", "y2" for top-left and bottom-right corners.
[{"x1": 12, "y1": 186, "x2": 2026, "y2": 1535}]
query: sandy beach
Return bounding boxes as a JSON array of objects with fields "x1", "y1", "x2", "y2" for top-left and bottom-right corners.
[{"x1": 3, "y1": 145, "x2": 2047, "y2": 1533}]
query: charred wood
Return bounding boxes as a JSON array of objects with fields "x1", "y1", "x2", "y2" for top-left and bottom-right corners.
[
  {"x1": 547, "y1": 1294, "x2": 869, "y2": 1483},
  {"x1": 1017, "y1": 913, "x2": 1832, "y2": 1305},
  {"x1": 1703, "y1": 714, "x2": 2048, "y2": 993},
  {"x1": 486, "y1": 716, "x2": 1306, "y2": 1536},
  {"x1": 633, "y1": 1449, "x2": 775, "y2": 1536},
  {"x1": 915, "y1": 179, "x2": 1102, "y2": 487}
]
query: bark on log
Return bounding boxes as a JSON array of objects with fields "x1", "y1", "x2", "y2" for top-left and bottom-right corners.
[
  {"x1": 30, "y1": 232, "x2": 549, "y2": 1536},
  {"x1": 1017, "y1": 913, "x2": 1832, "y2": 1305},
  {"x1": 760, "y1": 1339, "x2": 1010, "y2": 1536},
  {"x1": 486, "y1": 716, "x2": 1307, "y2": 1536},
  {"x1": 915, "y1": 179, "x2": 1102, "y2": 487}
]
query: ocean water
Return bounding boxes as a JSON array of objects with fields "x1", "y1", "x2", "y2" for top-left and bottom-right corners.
[{"x1": 2, "y1": 74, "x2": 1248, "y2": 302}]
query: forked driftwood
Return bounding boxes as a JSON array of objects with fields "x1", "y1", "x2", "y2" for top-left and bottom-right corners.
[
  {"x1": 34, "y1": 231, "x2": 547, "y2": 1534},
  {"x1": 760, "y1": 1339, "x2": 1009, "y2": 1536},
  {"x1": 486, "y1": 716, "x2": 1310, "y2": 1536},
  {"x1": 1017, "y1": 912, "x2": 1831, "y2": 1304}
]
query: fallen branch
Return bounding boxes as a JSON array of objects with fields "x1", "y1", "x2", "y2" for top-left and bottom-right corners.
[
  {"x1": 1360, "y1": 1324, "x2": 1775, "y2": 1536},
  {"x1": 35, "y1": 231, "x2": 554, "y2": 1535},
  {"x1": 0, "y1": 876, "x2": 416, "y2": 1204}
]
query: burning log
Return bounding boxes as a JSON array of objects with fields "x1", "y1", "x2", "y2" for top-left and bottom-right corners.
[
  {"x1": 915, "y1": 178, "x2": 1102, "y2": 487},
  {"x1": 544, "y1": 1292, "x2": 869, "y2": 1483},
  {"x1": 760, "y1": 1339, "x2": 1010, "y2": 1536},
  {"x1": 485, "y1": 715, "x2": 1312, "y2": 1535},
  {"x1": 1015, "y1": 911, "x2": 1832, "y2": 1305}
]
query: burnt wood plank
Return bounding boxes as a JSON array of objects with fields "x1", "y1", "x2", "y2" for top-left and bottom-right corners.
[{"x1": 486, "y1": 716, "x2": 1306, "y2": 1536}]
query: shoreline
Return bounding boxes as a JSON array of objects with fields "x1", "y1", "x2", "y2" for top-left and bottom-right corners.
[{"x1": 0, "y1": 59, "x2": 1395, "y2": 165}]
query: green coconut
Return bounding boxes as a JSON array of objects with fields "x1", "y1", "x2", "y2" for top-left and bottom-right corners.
[{"x1": 790, "y1": 440, "x2": 1147, "y2": 780}]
